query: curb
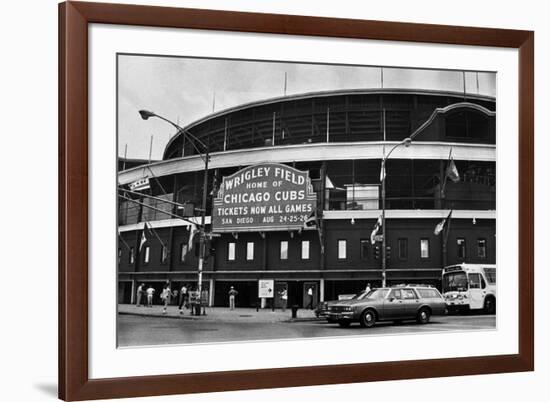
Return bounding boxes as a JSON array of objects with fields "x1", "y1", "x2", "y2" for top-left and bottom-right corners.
[
  {"x1": 118, "y1": 311, "x2": 322, "y2": 323},
  {"x1": 285, "y1": 318, "x2": 324, "y2": 323},
  {"x1": 118, "y1": 311, "x2": 196, "y2": 320}
]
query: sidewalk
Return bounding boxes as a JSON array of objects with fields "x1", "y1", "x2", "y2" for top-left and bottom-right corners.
[{"x1": 118, "y1": 304, "x2": 320, "y2": 323}]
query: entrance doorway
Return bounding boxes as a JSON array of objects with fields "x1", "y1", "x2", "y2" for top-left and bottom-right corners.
[
  {"x1": 302, "y1": 282, "x2": 319, "y2": 309},
  {"x1": 118, "y1": 281, "x2": 133, "y2": 304},
  {"x1": 274, "y1": 282, "x2": 288, "y2": 309}
]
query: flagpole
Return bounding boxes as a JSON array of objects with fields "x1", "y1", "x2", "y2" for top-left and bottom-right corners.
[
  {"x1": 381, "y1": 108, "x2": 387, "y2": 287},
  {"x1": 118, "y1": 232, "x2": 132, "y2": 251},
  {"x1": 441, "y1": 147, "x2": 453, "y2": 199},
  {"x1": 148, "y1": 135, "x2": 153, "y2": 164},
  {"x1": 146, "y1": 221, "x2": 168, "y2": 249},
  {"x1": 122, "y1": 144, "x2": 127, "y2": 171},
  {"x1": 442, "y1": 210, "x2": 453, "y2": 268}
]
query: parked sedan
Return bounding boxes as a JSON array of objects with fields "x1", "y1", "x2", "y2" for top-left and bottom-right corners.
[
  {"x1": 326, "y1": 286, "x2": 446, "y2": 328},
  {"x1": 314, "y1": 292, "x2": 365, "y2": 318}
]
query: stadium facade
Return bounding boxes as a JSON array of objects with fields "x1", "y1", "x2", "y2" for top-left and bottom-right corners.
[{"x1": 117, "y1": 88, "x2": 496, "y2": 308}]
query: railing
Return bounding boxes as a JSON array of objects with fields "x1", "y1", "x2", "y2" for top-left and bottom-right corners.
[{"x1": 327, "y1": 196, "x2": 495, "y2": 211}]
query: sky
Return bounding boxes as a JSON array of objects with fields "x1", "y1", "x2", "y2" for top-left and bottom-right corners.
[{"x1": 118, "y1": 55, "x2": 496, "y2": 160}]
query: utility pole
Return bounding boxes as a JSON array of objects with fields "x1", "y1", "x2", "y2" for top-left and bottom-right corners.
[
  {"x1": 197, "y1": 148, "x2": 209, "y2": 315},
  {"x1": 138, "y1": 109, "x2": 210, "y2": 316}
]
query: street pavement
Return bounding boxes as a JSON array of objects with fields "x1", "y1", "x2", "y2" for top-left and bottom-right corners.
[{"x1": 117, "y1": 304, "x2": 496, "y2": 347}]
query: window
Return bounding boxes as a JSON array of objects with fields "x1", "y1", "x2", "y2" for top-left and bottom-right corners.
[
  {"x1": 118, "y1": 248, "x2": 122, "y2": 264},
  {"x1": 480, "y1": 275, "x2": 487, "y2": 289},
  {"x1": 417, "y1": 288, "x2": 441, "y2": 299},
  {"x1": 468, "y1": 273, "x2": 481, "y2": 289},
  {"x1": 457, "y1": 238, "x2": 466, "y2": 259},
  {"x1": 477, "y1": 239, "x2": 487, "y2": 258},
  {"x1": 420, "y1": 239, "x2": 430, "y2": 259},
  {"x1": 360, "y1": 239, "x2": 369, "y2": 260},
  {"x1": 301, "y1": 240, "x2": 310, "y2": 260},
  {"x1": 398, "y1": 238, "x2": 408, "y2": 260},
  {"x1": 280, "y1": 241, "x2": 288, "y2": 260},
  {"x1": 246, "y1": 242, "x2": 254, "y2": 261},
  {"x1": 402, "y1": 289, "x2": 417, "y2": 299},
  {"x1": 483, "y1": 267, "x2": 496, "y2": 284},
  {"x1": 389, "y1": 289, "x2": 402, "y2": 299},
  {"x1": 160, "y1": 245, "x2": 168, "y2": 263},
  {"x1": 338, "y1": 240, "x2": 347, "y2": 260},
  {"x1": 143, "y1": 246, "x2": 150, "y2": 263},
  {"x1": 129, "y1": 247, "x2": 134, "y2": 264},
  {"x1": 180, "y1": 243, "x2": 188, "y2": 263},
  {"x1": 228, "y1": 242, "x2": 236, "y2": 261}
]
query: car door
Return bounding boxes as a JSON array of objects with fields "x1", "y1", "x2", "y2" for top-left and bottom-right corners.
[
  {"x1": 401, "y1": 288, "x2": 421, "y2": 317},
  {"x1": 383, "y1": 289, "x2": 404, "y2": 319}
]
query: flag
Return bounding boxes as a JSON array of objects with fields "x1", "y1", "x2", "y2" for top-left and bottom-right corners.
[
  {"x1": 445, "y1": 149, "x2": 460, "y2": 183},
  {"x1": 303, "y1": 209, "x2": 318, "y2": 229},
  {"x1": 446, "y1": 158, "x2": 460, "y2": 183},
  {"x1": 139, "y1": 222, "x2": 153, "y2": 251},
  {"x1": 188, "y1": 224, "x2": 198, "y2": 251},
  {"x1": 370, "y1": 215, "x2": 382, "y2": 244},
  {"x1": 434, "y1": 210, "x2": 453, "y2": 235},
  {"x1": 379, "y1": 161, "x2": 386, "y2": 182}
]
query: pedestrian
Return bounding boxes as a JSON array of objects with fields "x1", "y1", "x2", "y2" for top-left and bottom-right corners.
[
  {"x1": 161, "y1": 283, "x2": 171, "y2": 314},
  {"x1": 307, "y1": 286, "x2": 314, "y2": 309},
  {"x1": 172, "y1": 289, "x2": 178, "y2": 306},
  {"x1": 280, "y1": 288, "x2": 288, "y2": 312},
  {"x1": 136, "y1": 283, "x2": 145, "y2": 307},
  {"x1": 228, "y1": 286, "x2": 238, "y2": 310},
  {"x1": 365, "y1": 283, "x2": 372, "y2": 293},
  {"x1": 146, "y1": 285, "x2": 155, "y2": 307},
  {"x1": 178, "y1": 283, "x2": 188, "y2": 314}
]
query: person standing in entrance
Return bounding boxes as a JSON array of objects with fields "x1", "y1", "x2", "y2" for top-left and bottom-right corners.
[
  {"x1": 228, "y1": 286, "x2": 238, "y2": 310},
  {"x1": 136, "y1": 283, "x2": 145, "y2": 307},
  {"x1": 161, "y1": 283, "x2": 171, "y2": 314},
  {"x1": 146, "y1": 285, "x2": 155, "y2": 307},
  {"x1": 365, "y1": 283, "x2": 372, "y2": 293},
  {"x1": 280, "y1": 288, "x2": 288, "y2": 312},
  {"x1": 178, "y1": 283, "x2": 188, "y2": 314},
  {"x1": 307, "y1": 286, "x2": 314, "y2": 309}
]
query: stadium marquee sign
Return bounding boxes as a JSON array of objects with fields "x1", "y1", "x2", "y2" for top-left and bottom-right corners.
[{"x1": 212, "y1": 163, "x2": 317, "y2": 232}]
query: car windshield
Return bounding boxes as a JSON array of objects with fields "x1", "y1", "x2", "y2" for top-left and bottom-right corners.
[
  {"x1": 365, "y1": 289, "x2": 388, "y2": 300},
  {"x1": 354, "y1": 291, "x2": 370, "y2": 300},
  {"x1": 443, "y1": 271, "x2": 468, "y2": 292}
]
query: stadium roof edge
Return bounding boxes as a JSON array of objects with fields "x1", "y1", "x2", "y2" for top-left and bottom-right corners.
[{"x1": 164, "y1": 88, "x2": 496, "y2": 153}]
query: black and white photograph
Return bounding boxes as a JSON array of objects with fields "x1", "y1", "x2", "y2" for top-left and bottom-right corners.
[{"x1": 116, "y1": 55, "x2": 497, "y2": 347}]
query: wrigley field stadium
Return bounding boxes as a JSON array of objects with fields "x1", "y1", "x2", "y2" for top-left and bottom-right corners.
[{"x1": 117, "y1": 87, "x2": 496, "y2": 310}]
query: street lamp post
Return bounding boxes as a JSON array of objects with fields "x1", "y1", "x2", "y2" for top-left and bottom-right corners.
[
  {"x1": 380, "y1": 137, "x2": 411, "y2": 287},
  {"x1": 139, "y1": 110, "x2": 209, "y2": 316}
]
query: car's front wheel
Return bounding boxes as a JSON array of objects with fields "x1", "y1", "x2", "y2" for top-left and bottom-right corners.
[
  {"x1": 417, "y1": 308, "x2": 431, "y2": 324},
  {"x1": 360, "y1": 309, "x2": 376, "y2": 328}
]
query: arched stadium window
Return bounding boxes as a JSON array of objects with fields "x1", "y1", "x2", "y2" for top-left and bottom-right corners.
[{"x1": 445, "y1": 109, "x2": 489, "y2": 141}]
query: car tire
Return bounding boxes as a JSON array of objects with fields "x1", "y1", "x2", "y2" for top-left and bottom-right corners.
[
  {"x1": 359, "y1": 309, "x2": 376, "y2": 328},
  {"x1": 417, "y1": 307, "x2": 431, "y2": 324},
  {"x1": 338, "y1": 321, "x2": 351, "y2": 328},
  {"x1": 484, "y1": 297, "x2": 496, "y2": 315}
]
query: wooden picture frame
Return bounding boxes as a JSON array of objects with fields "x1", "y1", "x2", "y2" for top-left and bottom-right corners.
[{"x1": 59, "y1": 1, "x2": 534, "y2": 400}]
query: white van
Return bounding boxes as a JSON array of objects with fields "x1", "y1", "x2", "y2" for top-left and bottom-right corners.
[{"x1": 441, "y1": 264, "x2": 496, "y2": 314}]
